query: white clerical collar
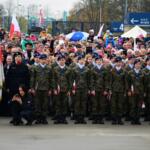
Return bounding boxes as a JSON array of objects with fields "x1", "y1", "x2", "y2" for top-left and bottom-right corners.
[
  {"x1": 78, "y1": 63, "x2": 85, "y2": 69},
  {"x1": 111, "y1": 62, "x2": 115, "y2": 68},
  {"x1": 129, "y1": 64, "x2": 134, "y2": 69},
  {"x1": 96, "y1": 64, "x2": 102, "y2": 70},
  {"x1": 116, "y1": 66, "x2": 121, "y2": 71},
  {"x1": 134, "y1": 68, "x2": 140, "y2": 74},
  {"x1": 146, "y1": 65, "x2": 150, "y2": 70},
  {"x1": 7, "y1": 65, "x2": 10, "y2": 69},
  {"x1": 59, "y1": 65, "x2": 66, "y2": 69},
  {"x1": 40, "y1": 63, "x2": 46, "y2": 68},
  {"x1": 92, "y1": 62, "x2": 96, "y2": 66},
  {"x1": 34, "y1": 62, "x2": 39, "y2": 66}
]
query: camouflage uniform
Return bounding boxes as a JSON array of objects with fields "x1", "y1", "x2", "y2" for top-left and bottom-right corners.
[
  {"x1": 110, "y1": 66, "x2": 126, "y2": 124},
  {"x1": 86, "y1": 63, "x2": 95, "y2": 118},
  {"x1": 72, "y1": 65, "x2": 90, "y2": 123},
  {"x1": 142, "y1": 65, "x2": 150, "y2": 121},
  {"x1": 53, "y1": 65, "x2": 70, "y2": 123},
  {"x1": 30, "y1": 63, "x2": 53, "y2": 124},
  {"x1": 92, "y1": 64, "x2": 109, "y2": 123},
  {"x1": 124, "y1": 63, "x2": 134, "y2": 120},
  {"x1": 127, "y1": 69, "x2": 145, "y2": 124}
]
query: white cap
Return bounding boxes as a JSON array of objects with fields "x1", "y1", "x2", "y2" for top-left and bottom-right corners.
[{"x1": 89, "y1": 29, "x2": 94, "y2": 33}]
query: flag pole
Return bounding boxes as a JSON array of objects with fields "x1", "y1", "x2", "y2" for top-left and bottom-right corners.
[{"x1": 0, "y1": 47, "x2": 4, "y2": 101}]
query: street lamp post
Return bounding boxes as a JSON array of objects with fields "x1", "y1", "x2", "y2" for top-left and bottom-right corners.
[
  {"x1": 99, "y1": 0, "x2": 102, "y2": 25},
  {"x1": 27, "y1": 7, "x2": 30, "y2": 33},
  {"x1": 124, "y1": 0, "x2": 128, "y2": 24},
  {"x1": 1, "y1": 9, "x2": 8, "y2": 29}
]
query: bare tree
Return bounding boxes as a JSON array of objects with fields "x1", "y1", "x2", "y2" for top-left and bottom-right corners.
[
  {"x1": 0, "y1": 4, "x2": 4, "y2": 16},
  {"x1": 5, "y1": 0, "x2": 14, "y2": 17}
]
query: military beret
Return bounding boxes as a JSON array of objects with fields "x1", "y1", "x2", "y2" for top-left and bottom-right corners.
[
  {"x1": 54, "y1": 52, "x2": 61, "y2": 57},
  {"x1": 115, "y1": 56, "x2": 122, "y2": 62},
  {"x1": 39, "y1": 54, "x2": 47, "y2": 59},
  {"x1": 134, "y1": 59, "x2": 141, "y2": 65},
  {"x1": 95, "y1": 55, "x2": 102, "y2": 61},
  {"x1": 61, "y1": 52, "x2": 68, "y2": 57},
  {"x1": 110, "y1": 54, "x2": 116, "y2": 59},
  {"x1": 92, "y1": 52, "x2": 99, "y2": 59},
  {"x1": 34, "y1": 53, "x2": 40, "y2": 58},
  {"x1": 78, "y1": 55, "x2": 85, "y2": 60},
  {"x1": 25, "y1": 42, "x2": 33, "y2": 47},
  {"x1": 14, "y1": 52, "x2": 23, "y2": 58},
  {"x1": 57, "y1": 54, "x2": 66, "y2": 61}
]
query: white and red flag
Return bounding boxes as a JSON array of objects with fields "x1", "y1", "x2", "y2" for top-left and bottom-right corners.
[
  {"x1": 9, "y1": 15, "x2": 21, "y2": 39},
  {"x1": 0, "y1": 46, "x2": 4, "y2": 101},
  {"x1": 97, "y1": 24, "x2": 104, "y2": 37},
  {"x1": 39, "y1": 7, "x2": 44, "y2": 27}
]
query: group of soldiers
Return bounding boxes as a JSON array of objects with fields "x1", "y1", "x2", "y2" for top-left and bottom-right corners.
[{"x1": 28, "y1": 51, "x2": 150, "y2": 125}]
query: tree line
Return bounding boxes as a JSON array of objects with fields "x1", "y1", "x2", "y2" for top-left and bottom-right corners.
[{"x1": 68, "y1": 0, "x2": 150, "y2": 23}]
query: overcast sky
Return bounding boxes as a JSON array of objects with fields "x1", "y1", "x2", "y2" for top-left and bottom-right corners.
[{"x1": 2, "y1": 0, "x2": 79, "y2": 17}]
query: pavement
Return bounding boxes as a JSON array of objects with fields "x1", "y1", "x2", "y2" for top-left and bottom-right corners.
[{"x1": 0, "y1": 117, "x2": 150, "y2": 150}]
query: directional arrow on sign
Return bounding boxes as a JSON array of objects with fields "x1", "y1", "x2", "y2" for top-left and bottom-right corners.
[{"x1": 130, "y1": 18, "x2": 139, "y2": 24}]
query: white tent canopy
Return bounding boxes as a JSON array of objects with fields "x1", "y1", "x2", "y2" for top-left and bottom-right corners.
[{"x1": 121, "y1": 25, "x2": 147, "y2": 38}]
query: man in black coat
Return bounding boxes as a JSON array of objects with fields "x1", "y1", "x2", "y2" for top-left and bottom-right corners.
[{"x1": 6, "y1": 52, "x2": 30, "y2": 98}]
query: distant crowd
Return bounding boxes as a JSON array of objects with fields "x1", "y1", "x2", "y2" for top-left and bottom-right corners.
[{"x1": 0, "y1": 27, "x2": 150, "y2": 126}]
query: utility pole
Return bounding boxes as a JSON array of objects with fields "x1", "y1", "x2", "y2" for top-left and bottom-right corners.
[
  {"x1": 124, "y1": 0, "x2": 128, "y2": 24},
  {"x1": 27, "y1": 7, "x2": 30, "y2": 33},
  {"x1": 99, "y1": 0, "x2": 102, "y2": 25}
]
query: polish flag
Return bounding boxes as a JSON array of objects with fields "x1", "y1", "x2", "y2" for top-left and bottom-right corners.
[
  {"x1": 72, "y1": 80, "x2": 77, "y2": 91},
  {"x1": 0, "y1": 46, "x2": 4, "y2": 101},
  {"x1": 97, "y1": 24, "x2": 104, "y2": 37},
  {"x1": 39, "y1": 8, "x2": 44, "y2": 27},
  {"x1": 9, "y1": 15, "x2": 21, "y2": 39}
]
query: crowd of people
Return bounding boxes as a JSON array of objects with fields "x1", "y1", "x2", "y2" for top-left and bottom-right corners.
[{"x1": 0, "y1": 27, "x2": 150, "y2": 126}]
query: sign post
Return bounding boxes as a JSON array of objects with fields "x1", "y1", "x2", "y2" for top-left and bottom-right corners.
[
  {"x1": 127, "y1": 13, "x2": 150, "y2": 26},
  {"x1": 111, "y1": 22, "x2": 124, "y2": 33}
]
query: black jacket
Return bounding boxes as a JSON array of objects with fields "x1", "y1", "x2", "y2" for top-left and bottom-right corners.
[{"x1": 7, "y1": 63, "x2": 30, "y2": 93}]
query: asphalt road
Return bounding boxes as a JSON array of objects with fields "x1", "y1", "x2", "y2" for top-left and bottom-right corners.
[{"x1": 0, "y1": 117, "x2": 150, "y2": 150}]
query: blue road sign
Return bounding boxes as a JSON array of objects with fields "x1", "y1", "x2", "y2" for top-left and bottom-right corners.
[
  {"x1": 127, "y1": 13, "x2": 150, "y2": 25},
  {"x1": 111, "y1": 22, "x2": 124, "y2": 33}
]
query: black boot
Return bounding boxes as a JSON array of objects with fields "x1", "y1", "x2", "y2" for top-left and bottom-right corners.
[
  {"x1": 112, "y1": 117, "x2": 117, "y2": 125},
  {"x1": 80, "y1": 115, "x2": 87, "y2": 124},
  {"x1": 92, "y1": 115, "x2": 98, "y2": 124},
  {"x1": 24, "y1": 116, "x2": 33, "y2": 126},
  {"x1": 88, "y1": 115, "x2": 93, "y2": 120},
  {"x1": 144, "y1": 116, "x2": 150, "y2": 122},
  {"x1": 41, "y1": 117, "x2": 48, "y2": 125},
  {"x1": 54, "y1": 115, "x2": 61, "y2": 124},
  {"x1": 51, "y1": 115, "x2": 57, "y2": 120},
  {"x1": 131, "y1": 118, "x2": 136, "y2": 125},
  {"x1": 35, "y1": 116, "x2": 41, "y2": 124},
  {"x1": 125, "y1": 116, "x2": 131, "y2": 121},
  {"x1": 61, "y1": 115, "x2": 68, "y2": 124},
  {"x1": 70, "y1": 112, "x2": 75, "y2": 120},
  {"x1": 97, "y1": 115, "x2": 104, "y2": 124},
  {"x1": 117, "y1": 117, "x2": 124, "y2": 125},
  {"x1": 74, "y1": 115, "x2": 81, "y2": 124},
  {"x1": 26, "y1": 119, "x2": 33, "y2": 126},
  {"x1": 10, "y1": 119, "x2": 15, "y2": 124},
  {"x1": 135, "y1": 118, "x2": 141, "y2": 125},
  {"x1": 13, "y1": 118, "x2": 23, "y2": 126}
]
